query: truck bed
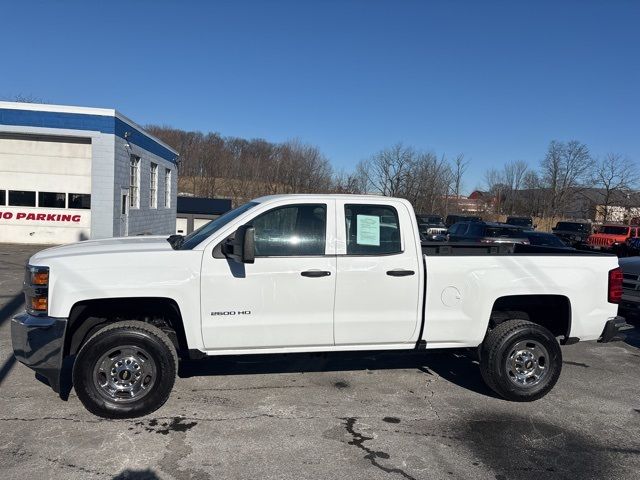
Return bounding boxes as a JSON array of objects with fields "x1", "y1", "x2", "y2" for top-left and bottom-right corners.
[{"x1": 421, "y1": 242, "x2": 609, "y2": 256}]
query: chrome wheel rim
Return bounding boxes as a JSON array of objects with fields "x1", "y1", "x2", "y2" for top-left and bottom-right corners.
[
  {"x1": 505, "y1": 340, "x2": 549, "y2": 388},
  {"x1": 93, "y1": 345, "x2": 157, "y2": 403}
]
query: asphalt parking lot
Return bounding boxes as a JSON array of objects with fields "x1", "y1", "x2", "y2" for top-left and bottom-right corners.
[{"x1": 0, "y1": 243, "x2": 638, "y2": 480}]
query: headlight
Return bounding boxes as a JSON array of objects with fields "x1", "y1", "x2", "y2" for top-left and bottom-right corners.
[
  {"x1": 24, "y1": 265, "x2": 49, "y2": 315},
  {"x1": 31, "y1": 269, "x2": 49, "y2": 285}
]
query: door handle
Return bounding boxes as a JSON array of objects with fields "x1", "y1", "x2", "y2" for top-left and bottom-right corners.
[
  {"x1": 386, "y1": 269, "x2": 415, "y2": 277},
  {"x1": 301, "y1": 270, "x2": 332, "y2": 278}
]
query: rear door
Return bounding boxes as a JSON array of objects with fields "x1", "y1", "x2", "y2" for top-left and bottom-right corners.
[{"x1": 333, "y1": 200, "x2": 422, "y2": 345}]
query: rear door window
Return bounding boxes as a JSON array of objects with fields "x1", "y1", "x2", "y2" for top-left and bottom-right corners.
[{"x1": 345, "y1": 204, "x2": 401, "y2": 255}]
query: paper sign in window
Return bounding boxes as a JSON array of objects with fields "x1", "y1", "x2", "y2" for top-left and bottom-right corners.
[{"x1": 356, "y1": 214, "x2": 380, "y2": 246}]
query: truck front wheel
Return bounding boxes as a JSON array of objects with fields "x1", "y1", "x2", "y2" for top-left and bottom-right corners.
[
  {"x1": 479, "y1": 319, "x2": 562, "y2": 401},
  {"x1": 72, "y1": 321, "x2": 177, "y2": 419}
]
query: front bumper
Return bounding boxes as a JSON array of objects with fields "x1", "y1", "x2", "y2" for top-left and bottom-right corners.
[
  {"x1": 598, "y1": 316, "x2": 631, "y2": 343},
  {"x1": 11, "y1": 312, "x2": 67, "y2": 392}
]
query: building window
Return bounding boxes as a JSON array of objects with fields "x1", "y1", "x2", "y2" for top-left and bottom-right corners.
[
  {"x1": 9, "y1": 190, "x2": 36, "y2": 207},
  {"x1": 69, "y1": 193, "x2": 91, "y2": 209},
  {"x1": 38, "y1": 192, "x2": 66, "y2": 208},
  {"x1": 164, "y1": 168, "x2": 171, "y2": 208},
  {"x1": 129, "y1": 155, "x2": 140, "y2": 208},
  {"x1": 150, "y1": 162, "x2": 158, "y2": 208},
  {"x1": 0, "y1": 190, "x2": 5, "y2": 206}
]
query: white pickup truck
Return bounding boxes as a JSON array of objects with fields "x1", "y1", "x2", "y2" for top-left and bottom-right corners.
[{"x1": 12, "y1": 194, "x2": 626, "y2": 418}]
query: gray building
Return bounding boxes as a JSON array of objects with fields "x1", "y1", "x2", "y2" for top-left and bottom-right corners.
[{"x1": 0, "y1": 101, "x2": 179, "y2": 244}]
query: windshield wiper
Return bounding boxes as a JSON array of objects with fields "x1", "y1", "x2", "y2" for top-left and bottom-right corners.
[{"x1": 167, "y1": 234, "x2": 185, "y2": 250}]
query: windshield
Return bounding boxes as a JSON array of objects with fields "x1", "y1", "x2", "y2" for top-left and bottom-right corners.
[
  {"x1": 507, "y1": 217, "x2": 532, "y2": 227},
  {"x1": 527, "y1": 233, "x2": 566, "y2": 247},
  {"x1": 555, "y1": 222, "x2": 588, "y2": 232},
  {"x1": 180, "y1": 202, "x2": 259, "y2": 249},
  {"x1": 485, "y1": 227, "x2": 527, "y2": 238},
  {"x1": 599, "y1": 225, "x2": 629, "y2": 235},
  {"x1": 418, "y1": 215, "x2": 443, "y2": 225}
]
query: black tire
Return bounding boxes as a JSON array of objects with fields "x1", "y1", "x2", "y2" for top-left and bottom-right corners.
[
  {"x1": 72, "y1": 321, "x2": 177, "y2": 419},
  {"x1": 480, "y1": 319, "x2": 562, "y2": 402}
]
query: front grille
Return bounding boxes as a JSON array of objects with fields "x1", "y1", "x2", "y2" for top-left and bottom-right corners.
[{"x1": 590, "y1": 236, "x2": 614, "y2": 247}]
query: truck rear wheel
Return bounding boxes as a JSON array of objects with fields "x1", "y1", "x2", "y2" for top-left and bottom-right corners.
[
  {"x1": 72, "y1": 321, "x2": 177, "y2": 419},
  {"x1": 480, "y1": 319, "x2": 562, "y2": 401}
]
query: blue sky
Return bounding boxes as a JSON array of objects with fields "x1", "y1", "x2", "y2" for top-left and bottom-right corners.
[{"x1": 2, "y1": 1, "x2": 638, "y2": 191}]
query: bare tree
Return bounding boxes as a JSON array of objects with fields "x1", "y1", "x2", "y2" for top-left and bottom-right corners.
[
  {"x1": 591, "y1": 153, "x2": 639, "y2": 222},
  {"x1": 502, "y1": 160, "x2": 528, "y2": 214},
  {"x1": 540, "y1": 140, "x2": 593, "y2": 218},
  {"x1": 356, "y1": 143, "x2": 417, "y2": 197},
  {"x1": 483, "y1": 168, "x2": 506, "y2": 214},
  {"x1": 451, "y1": 154, "x2": 469, "y2": 199},
  {"x1": 2, "y1": 94, "x2": 46, "y2": 103},
  {"x1": 147, "y1": 126, "x2": 334, "y2": 205},
  {"x1": 332, "y1": 169, "x2": 366, "y2": 194}
]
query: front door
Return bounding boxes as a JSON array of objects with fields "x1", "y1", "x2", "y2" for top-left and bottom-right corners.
[
  {"x1": 120, "y1": 188, "x2": 129, "y2": 237},
  {"x1": 333, "y1": 201, "x2": 422, "y2": 345},
  {"x1": 200, "y1": 202, "x2": 336, "y2": 350}
]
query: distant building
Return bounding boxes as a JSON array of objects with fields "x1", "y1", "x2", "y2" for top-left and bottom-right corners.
[
  {"x1": 176, "y1": 196, "x2": 232, "y2": 235},
  {"x1": 448, "y1": 191, "x2": 495, "y2": 214},
  {"x1": 0, "y1": 101, "x2": 179, "y2": 244}
]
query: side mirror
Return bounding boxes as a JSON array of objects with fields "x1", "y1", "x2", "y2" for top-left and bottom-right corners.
[{"x1": 224, "y1": 225, "x2": 255, "y2": 264}]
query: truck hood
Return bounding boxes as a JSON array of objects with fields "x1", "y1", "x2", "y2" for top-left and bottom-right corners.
[{"x1": 30, "y1": 236, "x2": 173, "y2": 263}]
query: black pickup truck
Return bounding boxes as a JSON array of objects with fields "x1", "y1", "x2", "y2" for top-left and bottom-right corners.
[{"x1": 551, "y1": 221, "x2": 592, "y2": 247}]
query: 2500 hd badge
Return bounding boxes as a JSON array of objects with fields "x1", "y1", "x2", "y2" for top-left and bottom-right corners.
[{"x1": 211, "y1": 310, "x2": 251, "y2": 316}]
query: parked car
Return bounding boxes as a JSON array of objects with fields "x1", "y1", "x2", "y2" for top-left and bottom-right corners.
[
  {"x1": 506, "y1": 216, "x2": 534, "y2": 229},
  {"x1": 587, "y1": 224, "x2": 640, "y2": 251},
  {"x1": 445, "y1": 214, "x2": 482, "y2": 228},
  {"x1": 416, "y1": 214, "x2": 447, "y2": 239},
  {"x1": 610, "y1": 237, "x2": 640, "y2": 257},
  {"x1": 551, "y1": 221, "x2": 592, "y2": 247},
  {"x1": 618, "y1": 257, "x2": 640, "y2": 323},
  {"x1": 447, "y1": 221, "x2": 530, "y2": 244},
  {"x1": 525, "y1": 231, "x2": 572, "y2": 249},
  {"x1": 12, "y1": 194, "x2": 624, "y2": 418}
]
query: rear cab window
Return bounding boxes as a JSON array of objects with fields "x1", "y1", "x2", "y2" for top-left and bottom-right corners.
[{"x1": 344, "y1": 204, "x2": 402, "y2": 255}]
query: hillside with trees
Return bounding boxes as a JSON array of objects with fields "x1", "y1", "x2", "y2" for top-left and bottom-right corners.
[{"x1": 147, "y1": 125, "x2": 638, "y2": 223}]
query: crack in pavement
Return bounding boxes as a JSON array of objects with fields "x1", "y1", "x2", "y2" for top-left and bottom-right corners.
[
  {"x1": 0, "y1": 413, "x2": 320, "y2": 426},
  {"x1": 342, "y1": 417, "x2": 418, "y2": 480},
  {"x1": 0, "y1": 416, "x2": 103, "y2": 424},
  {"x1": 1, "y1": 442, "x2": 113, "y2": 477},
  {"x1": 190, "y1": 384, "x2": 306, "y2": 392}
]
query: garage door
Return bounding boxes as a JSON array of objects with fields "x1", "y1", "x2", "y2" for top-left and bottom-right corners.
[{"x1": 0, "y1": 133, "x2": 92, "y2": 244}]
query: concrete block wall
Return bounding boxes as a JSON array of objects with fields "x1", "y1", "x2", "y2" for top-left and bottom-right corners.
[
  {"x1": 89, "y1": 133, "x2": 116, "y2": 239},
  {"x1": 112, "y1": 135, "x2": 178, "y2": 237}
]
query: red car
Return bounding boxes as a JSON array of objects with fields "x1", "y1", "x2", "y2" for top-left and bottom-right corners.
[{"x1": 587, "y1": 224, "x2": 640, "y2": 250}]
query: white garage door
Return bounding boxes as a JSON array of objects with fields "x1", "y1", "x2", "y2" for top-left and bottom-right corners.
[{"x1": 0, "y1": 134, "x2": 92, "y2": 244}]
